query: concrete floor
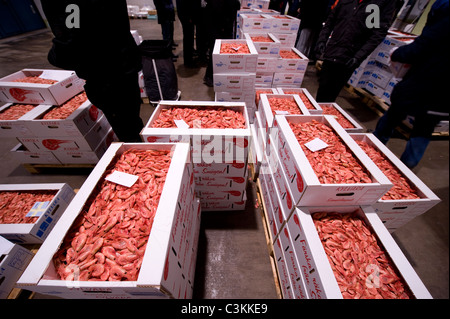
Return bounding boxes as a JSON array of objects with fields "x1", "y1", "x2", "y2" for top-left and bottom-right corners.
[{"x1": 0, "y1": 17, "x2": 448, "y2": 299}]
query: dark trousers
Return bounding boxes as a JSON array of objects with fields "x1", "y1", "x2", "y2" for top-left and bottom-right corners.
[
  {"x1": 84, "y1": 72, "x2": 144, "y2": 142},
  {"x1": 161, "y1": 21, "x2": 174, "y2": 46},
  {"x1": 373, "y1": 89, "x2": 444, "y2": 168},
  {"x1": 179, "y1": 17, "x2": 195, "y2": 65},
  {"x1": 316, "y1": 60, "x2": 354, "y2": 102}
]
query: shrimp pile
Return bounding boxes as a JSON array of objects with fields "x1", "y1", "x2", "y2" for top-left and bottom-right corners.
[
  {"x1": 12, "y1": 76, "x2": 57, "y2": 84},
  {"x1": 321, "y1": 105, "x2": 355, "y2": 129},
  {"x1": 42, "y1": 92, "x2": 88, "y2": 120},
  {"x1": 0, "y1": 104, "x2": 36, "y2": 120},
  {"x1": 282, "y1": 91, "x2": 315, "y2": 110},
  {"x1": 220, "y1": 43, "x2": 251, "y2": 54},
  {"x1": 251, "y1": 36, "x2": 273, "y2": 42},
  {"x1": 356, "y1": 141, "x2": 420, "y2": 200},
  {"x1": 313, "y1": 212, "x2": 413, "y2": 299},
  {"x1": 53, "y1": 148, "x2": 172, "y2": 281},
  {"x1": 0, "y1": 190, "x2": 56, "y2": 224},
  {"x1": 268, "y1": 97, "x2": 304, "y2": 115},
  {"x1": 151, "y1": 106, "x2": 246, "y2": 129},
  {"x1": 279, "y1": 50, "x2": 301, "y2": 59},
  {"x1": 288, "y1": 120, "x2": 372, "y2": 184}
]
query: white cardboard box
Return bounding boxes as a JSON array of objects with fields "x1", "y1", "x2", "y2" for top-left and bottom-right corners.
[
  {"x1": 212, "y1": 39, "x2": 259, "y2": 74},
  {"x1": 140, "y1": 101, "x2": 251, "y2": 164},
  {"x1": 0, "y1": 183, "x2": 75, "y2": 244},
  {"x1": 0, "y1": 236, "x2": 34, "y2": 298},
  {"x1": 52, "y1": 128, "x2": 118, "y2": 164},
  {"x1": 18, "y1": 114, "x2": 112, "y2": 152},
  {"x1": 273, "y1": 237, "x2": 294, "y2": 298},
  {"x1": 349, "y1": 133, "x2": 440, "y2": 229},
  {"x1": 268, "y1": 15, "x2": 300, "y2": 33},
  {"x1": 17, "y1": 142, "x2": 198, "y2": 298},
  {"x1": 213, "y1": 72, "x2": 256, "y2": 93},
  {"x1": 193, "y1": 160, "x2": 247, "y2": 177},
  {"x1": 255, "y1": 56, "x2": 278, "y2": 72},
  {"x1": 258, "y1": 94, "x2": 310, "y2": 133},
  {"x1": 0, "y1": 69, "x2": 84, "y2": 105},
  {"x1": 318, "y1": 103, "x2": 364, "y2": 133},
  {"x1": 244, "y1": 32, "x2": 281, "y2": 56},
  {"x1": 0, "y1": 103, "x2": 51, "y2": 137},
  {"x1": 272, "y1": 33, "x2": 297, "y2": 47},
  {"x1": 286, "y1": 206, "x2": 432, "y2": 299},
  {"x1": 270, "y1": 115, "x2": 393, "y2": 207},
  {"x1": 276, "y1": 48, "x2": 309, "y2": 72},
  {"x1": 277, "y1": 88, "x2": 323, "y2": 114},
  {"x1": 272, "y1": 72, "x2": 305, "y2": 87},
  {"x1": 255, "y1": 72, "x2": 274, "y2": 87},
  {"x1": 10, "y1": 143, "x2": 61, "y2": 164},
  {"x1": 238, "y1": 13, "x2": 273, "y2": 32},
  {"x1": 25, "y1": 99, "x2": 103, "y2": 137}
]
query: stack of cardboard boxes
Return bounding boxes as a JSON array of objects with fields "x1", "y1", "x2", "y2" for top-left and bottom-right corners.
[
  {"x1": 0, "y1": 69, "x2": 118, "y2": 165},
  {"x1": 249, "y1": 83, "x2": 439, "y2": 298},
  {"x1": 141, "y1": 101, "x2": 251, "y2": 211}
]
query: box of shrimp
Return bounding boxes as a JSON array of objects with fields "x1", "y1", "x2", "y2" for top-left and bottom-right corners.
[
  {"x1": 140, "y1": 101, "x2": 251, "y2": 164},
  {"x1": 244, "y1": 33, "x2": 281, "y2": 56},
  {"x1": 10, "y1": 143, "x2": 61, "y2": 164},
  {"x1": 258, "y1": 94, "x2": 310, "y2": 136},
  {"x1": 0, "y1": 69, "x2": 84, "y2": 105},
  {"x1": 0, "y1": 102, "x2": 51, "y2": 137},
  {"x1": 18, "y1": 114, "x2": 112, "y2": 152},
  {"x1": 318, "y1": 103, "x2": 364, "y2": 133},
  {"x1": 212, "y1": 39, "x2": 259, "y2": 73},
  {"x1": 277, "y1": 88, "x2": 323, "y2": 115},
  {"x1": 268, "y1": 15, "x2": 300, "y2": 33},
  {"x1": 275, "y1": 48, "x2": 309, "y2": 72},
  {"x1": 0, "y1": 183, "x2": 75, "y2": 244},
  {"x1": 24, "y1": 92, "x2": 104, "y2": 138},
  {"x1": 285, "y1": 205, "x2": 432, "y2": 299},
  {"x1": 270, "y1": 115, "x2": 393, "y2": 207},
  {"x1": 17, "y1": 142, "x2": 200, "y2": 299},
  {"x1": 349, "y1": 133, "x2": 440, "y2": 230},
  {"x1": 238, "y1": 14, "x2": 273, "y2": 33}
]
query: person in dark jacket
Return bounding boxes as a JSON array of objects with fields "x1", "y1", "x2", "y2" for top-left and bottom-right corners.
[
  {"x1": 41, "y1": 0, "x2": 144, "y2": 142},
  {"x1": 314, "y1": 0, "x2": 397, "y2": 102},
  {"x1": 373, "y1": 0, "x2": 450, "y2": 169}
]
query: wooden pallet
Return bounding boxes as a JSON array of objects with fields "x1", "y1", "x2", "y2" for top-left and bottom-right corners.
[
  {"x1": 254, "y1": 178, "x2": 283, "y2": 299},
  {"x1": 23, "y1": 163, "x2": 95, "y2": 174}
]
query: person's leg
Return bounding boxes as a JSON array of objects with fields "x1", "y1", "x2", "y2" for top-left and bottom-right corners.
[
  {"x1": 400, "y1": 113, "x2": 442, "y2": 169},
  {"x1": 181, "y1": 19, "x2": 195, "y2": 66},
  {"x1": 85, "y1": 73, "x2": 144, "y2": 142},
  {"x1": 315, "y1": 60, "x2": 353, "y2": 102}
]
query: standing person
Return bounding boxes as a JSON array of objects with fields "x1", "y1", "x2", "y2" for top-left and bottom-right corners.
[
  {"x1": 41, "y1": 0, "x2": 144, "y2": 142},
  {"x1": 373, "y1": 0, "x2": 449, "y2": 169},
  {"x1": 153, "y1": 0, "x2": 177, "y2": 49},
  {"x1": 314, "y1": 0, "x2": 398, "y2": 102},
  {"x1": 176, "y1": 0, "x2": 201, "y2": 67},
  {"x1": 295, "y1": 0, "x2": 329, "y2": 60},
  {"x1": 202, "y1": 0, "x2": 241, "y2": 86}
]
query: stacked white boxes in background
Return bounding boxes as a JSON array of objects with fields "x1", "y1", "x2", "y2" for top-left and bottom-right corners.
[
  {"x1": 0, "y1": 69, "x2": 118, "y2": 165},
  {"x1": 0, "y1": 236, "x2": 35, "y2": 298},
  {"x1": 140, "y1": 101, "x2": 251, "y2": 211},
  {"x1": 213, "y1": 39, "x2": 258, "y2": 123},
  {"x1": 17, "y1": 142, "x2": 201, "y2": 299},
  {"x1": 348, "y1": 32, "x2": 416, "y2": 104}
]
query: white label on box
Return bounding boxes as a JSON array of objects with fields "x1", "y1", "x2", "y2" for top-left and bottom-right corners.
[
  {"x1": 174, "y1": 119, "x2": 190, "y2": 129},
  {"x1": 25, "y1": 201, "x2": 50, "y2": 217},
  {"x1": 305, "y1": 138, "x2": 329, "y2": 152},
  {"x1": 105, "y1": 170, "x2": 139, "y2": 187},
  {"x1": 39, "y1": 70, "x2": 69, "y2": 82}
]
